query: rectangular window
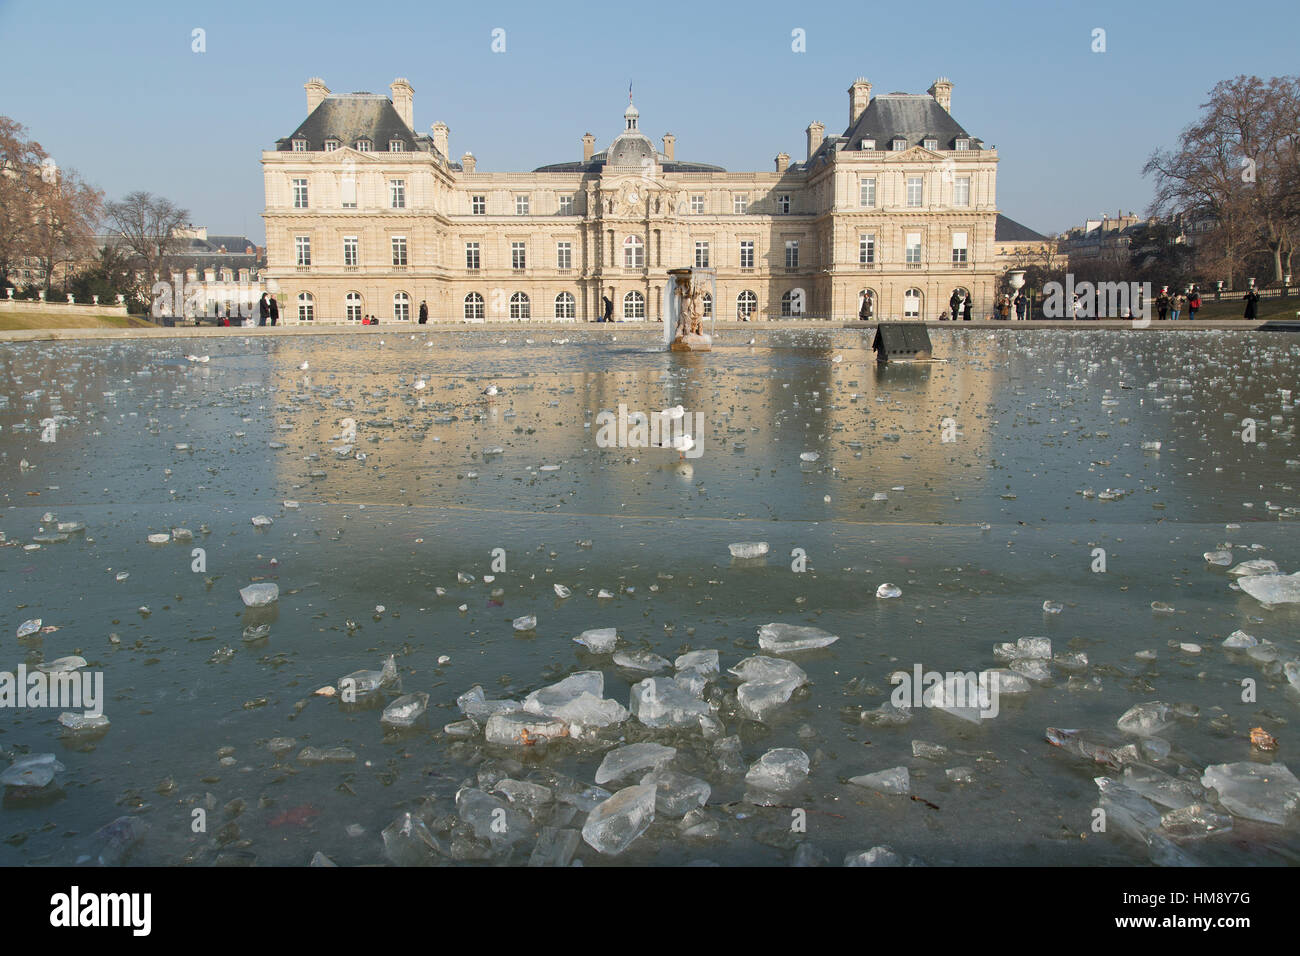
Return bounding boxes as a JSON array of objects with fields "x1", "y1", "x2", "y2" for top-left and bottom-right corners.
[
  {"x1": 892, "y1": 138, "x2": 906, "y2": 151},
  {"x1": 955, "y1": 138, "x2": 970, "y2": 151},
  {"x1": 733, "y1": 194, "x2": 748, "y2": 214},
  {"x1": 324, "y1": 140, "x2": 339, "y2": 152},
  {"x1": 390, "y1": 180, "x2": 406, "y2": 209},
  {"x1": 952, "y1": 231, "x2": 968, "y2": 264},
  {"x1": 907, "y1": 176, "x2": 924, "y2": 207},
  {"x1": 515, "y1": 195, "x2": 530, "y2": 215},
  {"x1": 691, "y1": 195, "x2": 705, "y2": 214},
  {"x1": 389, "y1": 140, "x2": 404, "y2": 152},
  {"x1": 292, "y1": 139, "x2": 307, "y2": 152},
  {"x1": 465, "y1": 242, "x2": 480, "y2": 270},
  {"x1": 777, "y1": 194, "x2": 790, "y2": 214},
  {"x1": 471, "y1": 195, "x2": 486, "y2": 215},
  {"x1": 784, "y1": 240, "x2": 799, "y2": 268},
  {"x1": 356, "y1": 140, "x2": 371, "y2": 152},
  {"x1": 558, "y1": 195, "x2": 573, "y2": 215},
  {"x1": 391, "y1": 236, "x2": 407, "y2": 266},
  {"x1": 739, "y1": 240, "x2": 754, "y2": 269},
  {"x1": 694, "y1": 241, "x2": 710, "y2": 268},
  {"x1": 341, "y1": 172, "x2": 357, "y2": 208},
  {"x1": 954, "y1": 176, "x2": 970, "y2": 208},
  {"x1": 905, "y1": 233, "x2": 922, "y2": 265},
  {"x1": 292, "y1": 178, "x2": 308, "y2": 208},
  {"x1": 556, "y1": 241, "x2": 571, "y2": 270},
  {"x1": 343, "y1": 236, "x2": 358, "y2": 267},
  {"x1": 511, "y1": 241, "x2": 526, "y2": 269},
  {"x1": 860, "y1": 177, "x2": 876, "y2": 207},
  {"x1": 859, "y1": 234, "x2": 875, "y2": 264},
  {"x1": 295, "y1": 235, "x2": 311, "y2": 266}
]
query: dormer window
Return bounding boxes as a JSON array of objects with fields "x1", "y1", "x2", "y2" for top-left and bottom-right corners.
[
  {"x1": 891, "y1": 138, "x2": 907, "y2": 151},
  {"x1": 955, "y1": 138, "x2": 970, "y2": 151},
  {"x1": 861, "y1": 138, "x2": 875, "y2": 150},
  {"x1": 389, "y1": 140, "x2": 404, "y2": 152},
  {"x1": 355, "y1": 139, "x2": 372, "y2": 152},
  {"x1": 292, "y1": 139, "x2": 307, "y2": 152},
  {"x1": 923, "y1": 138, "x2": 938, "y2": 151},
  {"x1": 324, "y1": 139, "x2": 339, "y2": 152}
]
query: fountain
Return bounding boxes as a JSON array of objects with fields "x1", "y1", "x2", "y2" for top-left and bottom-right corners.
[{"x1": 664, "y1": 267, "x2": 715, "y2": 352}]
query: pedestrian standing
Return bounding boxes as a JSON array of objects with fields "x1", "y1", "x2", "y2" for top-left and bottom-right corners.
[
  {"x1": 269, "y1": 295, "x2": 279, "y2": 326},
  {"x1": 1171, "y1": 291, "x2": 1185, "y2": 321},
  {"x1": 1187, "y1": 286, "x2": 1201, "y2": 321},
  {"x1": 418, "y1": 300, "x2": 428, "y2": 324},
  {"x1": 1244, "y1": 287, "x2": 1261, "y2": 320},
  {"x1": 1156, "y1": 287, "x2": 1169, "y2": 321},
  {"x1": 258, "y1": 293, "x2": 269, "y2": 327},
  {"x1": 1014, "y1": 291, "x2": 1027, "y2": 320}
]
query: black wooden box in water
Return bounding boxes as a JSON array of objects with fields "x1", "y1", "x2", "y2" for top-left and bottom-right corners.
[{"x1": 872, "y1": 323, "x2": 933, "y2": 360}]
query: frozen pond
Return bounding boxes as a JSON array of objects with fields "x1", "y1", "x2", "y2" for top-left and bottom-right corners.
[{"x1": 2, "y1": 326, "x2": 1300, "y2": 866}]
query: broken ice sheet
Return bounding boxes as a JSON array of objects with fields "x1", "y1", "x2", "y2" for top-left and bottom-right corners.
[
  {"x1": 849, "y1": 766, "x2": 910, "y2": 795},
  {"x1": 595, "y1": 742, "x2": 676, "y2": 785},
  {"x1": 380, "y1": 692, "x2": 430, "y2": 729},
  {"x1": 1239, "y1": 572, "x2": 1300, "y2": 607},
  {"x1": 744, "y1": 748, "x2": 809, "y2": 792},
  {"x1": 1200, "y1": 762, "x2": 1300, "y2": 825},
  {"x1": 757, "y1": 622, "x2": 839, "y2": 654},
  {"x1": 573, "y1": 627, "x2": 618, "y2": 653},
  {"x1": 582, "y1": 784, "x2": 656, "y2": 856}
]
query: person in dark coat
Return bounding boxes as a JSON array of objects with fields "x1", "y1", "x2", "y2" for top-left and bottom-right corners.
[
  {"x1": 258, "y1": 293, "x2": 270, "y2": 327},
  {"x1": 418, "y1": 300, "x2": 428, "y2": 324},
  {"x1": 871, "y1": 329, "x2": 888, "y2": 364},
  {"x1": 1014, "y1": 291, "x2": 1027, "y2": 320},
  {"x1": 269, "y1": 295, "x2": 279, "y2": 326},
  {"x1": 949, "y1": 289, "x2": 962, "y2": 322},
  {"x1": 1244, "y1": 287, "x2": 1261, "y2": 320},
  {"x1": 601, "y1": 296, "x2": 613, "y2": 322},
  {"x1": 1188, "y1": 285, "x2": 1201, "y2": 321},
  {"x1": 858, "y1": 290, "x2": 874, "y2": 321},
  {"x1": 1156, "y1": 288, "x2": 1169, "y2": 321},
  {"x1": 962, "y1": 292, "x2": 973, "y2": 321}
]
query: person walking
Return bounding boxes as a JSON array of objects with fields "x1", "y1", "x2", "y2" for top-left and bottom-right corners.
[
  {"x1": 1187, "y1": 286, "x2": 1201, "y2": 321},
  {"x1": 1156, "y1": 287, "x2": 1169, "y2": 321},
  {"x1": 1171, "y1": 291, "x2": 1185, "y2": 321},
  {"x1": 1244, "y1": 286, "x2": 1261, "y2": 320},
  {"x1": 258, "y1": 293, "x2": 269, "y2": 327},
  {"x1": 418, "y1": 300, "x2": 428, "y2": 324},
  {"x1": 601, "y1": 295, "x2": 613, "y2": 323}
]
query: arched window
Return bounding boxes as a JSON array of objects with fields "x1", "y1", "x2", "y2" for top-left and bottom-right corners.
[
  {"x1": 736, "y1": 290, "x2": 757, "y2": 319},
  {"x1": 464, "y1": 292, "x2": 484, "y2": 321},
  {"x1": 904, "y1": 288, "x2": 923, "y2": 319},
  {"x1": 297, "y1": 292, "x2": 314, "y2": 322},
  {"x1": 623, "y1": 235, "x2": 644, "y2": 268},
  {"x1": 857, "y1": 288, "x2": 877, "y2": 320},
  {"x1": 701, "y1": 292, "x2": 712, "y2": 317},
  {"x1": 345, "y1": 291, "x2": 363, "y2": 322},
  {"x1": 510, "y1": 291, "x2": 530, "y2": 320},
  {"x1": 393, "y1": 291, "x2": 410, "y2": 321},
  {"x1": 781, "y1": 288, "x2": 806, "y2": 317},
  {"x1": 554, "y1": 291, "x2": 575, "y2": 320},
  {"x1": 623, "y1": 290, "x2": 645, "y2": 320}
]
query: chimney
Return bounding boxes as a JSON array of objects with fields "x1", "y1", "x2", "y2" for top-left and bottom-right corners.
[
  {"x1": 662, "y1": 133, "x2": 675, "y2": 161},
  {"x1": 582, "y1": 133, "x2": 595, "y2": 163},
  {"x1": 431, "y1": 122, "x2": 449, "y2": 159},
  {"x1": 848, "y1": 77, "x2": 872, "y2": 126},
  {"x1": 928, "y1": 77, "x2": 953, "y2": 113},
  {"x1": 805, "y1": 121, "x2": 825, "y2": 161},
  {"x1": 775, "y1": 151, "x2": 790, "y2": 172},
  {"x1": 305, "y1": 77, "x2": 330, "y2": 114},
  {"x1": 461, "y1": 152, "x2": 476, "y2": 173},
  {"x1": 390, "y1": 78, "x2": 414, "y2": 129}
]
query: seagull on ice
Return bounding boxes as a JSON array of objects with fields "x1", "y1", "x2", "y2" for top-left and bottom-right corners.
[
  {"x1": 659, "y1": 404, "x2": 686, "y2": 422},
  {"x1": 185, "y1": 354, "x2": 209, "y2": 363},
  {"x1": 299, "y1": 361, "x2": 309, "y2": 370},
  {"x1": 414, "y1": 379, "x2": 427, "y2": 391},
  {"x1": 653, "y1": 430, "x2": 695, "y2": 460},
  {"x1": 831, "y1": 354, "x2": 843, "y2": 364},
  {"x1": 481, "y1": 384, "x2": 502, "y2": 402}
]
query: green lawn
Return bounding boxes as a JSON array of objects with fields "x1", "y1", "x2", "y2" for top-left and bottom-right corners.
[
  {"x1": 1187, "y1": 295, "x2": 1300, "y2": 322},
  {"x1": 0, "y1": 311, "x2": 156, "y2": 331}
]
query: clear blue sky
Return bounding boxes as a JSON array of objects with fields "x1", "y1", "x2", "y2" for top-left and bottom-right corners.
[{"x1": 2, "y1": 0, "x2": 1296, "y2": 243}]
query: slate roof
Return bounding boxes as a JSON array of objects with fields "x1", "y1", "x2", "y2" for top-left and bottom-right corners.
[
  {"x1": 275, "y1": 94, "x2": 432, "y2": 152},
  {"x1": 994, "y1": 214, "x2": 1047, "y2": 243},
  {"x1": 806, "y1": 93, "x2": 982, "y2": 167}
]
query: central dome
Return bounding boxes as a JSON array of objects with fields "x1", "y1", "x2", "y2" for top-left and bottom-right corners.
[{"x1": 606, "y1": 130, "x2": 656, "y2": 167}]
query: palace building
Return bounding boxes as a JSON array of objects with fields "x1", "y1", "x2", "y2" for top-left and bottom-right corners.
[{"x1": 262, "y1": 76, "x2": 1036, "y2": 323}]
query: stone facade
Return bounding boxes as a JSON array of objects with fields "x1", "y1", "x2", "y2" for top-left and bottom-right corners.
[{"x1": 262, "y1": 77, "x2": 1008, "y2": 323}]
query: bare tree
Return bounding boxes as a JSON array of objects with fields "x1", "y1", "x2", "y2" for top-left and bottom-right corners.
[
  {"x1": 28, "y1": 164, "x2": 104, "y2": 293},
  {"x1": 103, "y1": 191, "x2": 190, "y2": 296},
  {"x1": 0, "y1": 116, "x2": 48, "y2": 287}
]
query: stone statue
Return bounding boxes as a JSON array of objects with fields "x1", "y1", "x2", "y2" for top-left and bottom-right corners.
[{"x1": 674, "y1": 276, "x2": 705, "y2": 340}]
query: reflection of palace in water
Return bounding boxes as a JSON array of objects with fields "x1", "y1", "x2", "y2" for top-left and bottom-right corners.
[
  {"x1": 263, "y1": 76, "x2": 1044, "y2": 327},
  {"x1": 264, "y1": 334, "x2": 1001, "y2": 522}
]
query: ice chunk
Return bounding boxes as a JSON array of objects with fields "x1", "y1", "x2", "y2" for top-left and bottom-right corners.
[
  {"x1": 1160, "y1": 803, "x2": 1234, "y2": 839},
  {"x1": 1203, "y1": 550, "x2": 1233, "y2": 565},
  {"x1": 91, "y1": 815, "x2": 148, "y2": 866},
  {"x1": 58, "y1": 712, "x2": 110, "y2": 734},
  {"x1": 528, "y1": 827, "x2": 581, "y2": 867},
  {"x1": 381, "y1": 692, "x2": 429, "y2": 729},
  {"x1": 629, "y1": 677, "x2": 710, "y2": 728},
  {"x1": 582, "y1": 784, "x2": 656, "y2": 855},
  {"x1": 844, "y1": 846, "x2": 905, "y2": 866},
  {"x1": 1228, "y1": 558, "x2": 1279, "y2": 577},
  {"x1": 729, "y1": 656, "x2": 808, "y2": 685},
  {"x1": 674, "y1": 649, "x2": 720, "y2": 677},
  {"x1": 250, "y1": 515, "x2": 273, "y2": 527},
  {"x1": 1096, "y1": 777, "x2": 1162, "y2": 841},
  {"x1": 1201, "y1": 762, "x2": 1300, "y2": 824},
  {"x1": 456, "y1": 685, "x2": 522, "y2": 720},
  {"x1": 297, "y1": 746, "x2": 357, "y2": 765},
  {"x1": 457, "y1": 788, "x2": 535, "y2": 852},
  {"x1": 484, "y1": 713, "x2": 568, "y2": 746},
  {"x1": 875, "y1": 583, "x2": 902, "y2": 599},
  {"x1": 339, "y1": 655, "x2": 398, "y2": 697},
  {"x1": 524, "y1": 672, "x2": 603, "y2": 712},
  {"x1": 1122, "y1": 765, "x2": 1205, "y2": 810},
  {"x1": 728, "y1": 541, "x2": 770, "y2": 559},
  {"x1": 640, "y1": 769, "x2": 711, "y2": 817},
  {"x1": 1045, "y1": 728, "x2": 1129, "y2": 770},
  {"x1": 512, "y1": 614, "x2": 537, "y2": 632},
  {"x1": 911, "y1": 740, "x2": 948, "y2": 760},
  {"x1": 1, "y1": 753, "x2": 64, "y2": 789},
  {"x1": 147, "y1": 533, "x2": 170, "y2": 544},
  {"x1": 849, "y1": 766, "x2": 910, "y2": 795},
  {"x1": 1222, "y1": 630, "x2": 1257, "y2": 649},
  {"x1": 1117, "y1": 702, "x2": 1173, "y2": 737},
  {"x1": 1239, "y1": 572, "x2": 1300, "y2": 607},
  {"x1": 595, "y1": 742, "x2": 676, "y2": 785},
  {"x1": 239, "y1": 583, "x2": 279, "y2": 607},
  {"x1": 757, "y1": 622, "x2": 839, "y2": 654},
  {"x1": 744, "y1": 748, "x2": 810, "y2": 792},
  {"x1": 737, "y1": 678, "x2": 803, "y2": 721},
  {"x1": 16, "y1": 619, "x2": 42, "y2": 639},
  {"x1": 613, "y1": 649, "x2": 671, "y2": 673},
  {"x1": 382, "y1": 812, "x2": 441, "y2": 866},
  {"x1": 573, "y1": 627, "x2": 618, "y2": 653},
  {"x1": 36, "y1": 656, "x2": 86, "y2": 673}
]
